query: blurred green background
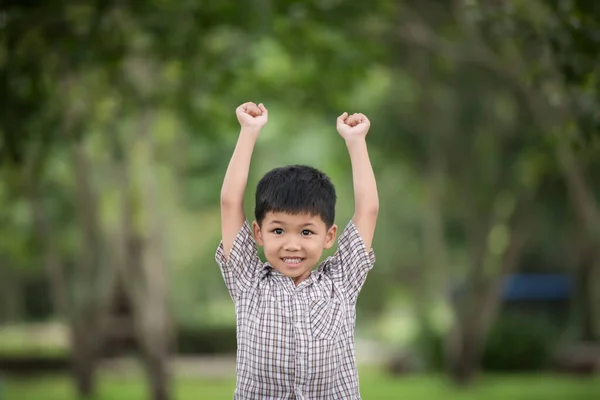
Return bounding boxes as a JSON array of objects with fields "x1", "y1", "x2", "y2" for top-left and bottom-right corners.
[{"x1": 1, "y1": 1, "x2": 600, "y2": 399}]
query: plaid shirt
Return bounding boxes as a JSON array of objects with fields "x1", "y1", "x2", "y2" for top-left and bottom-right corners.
[{"x1": 216, "y1": 220, "x2": 376, "y2": 399}]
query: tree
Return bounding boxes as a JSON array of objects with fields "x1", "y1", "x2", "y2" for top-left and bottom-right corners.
[{"x1": 363, "y1": 0, "x2": 600, "y2": 384}]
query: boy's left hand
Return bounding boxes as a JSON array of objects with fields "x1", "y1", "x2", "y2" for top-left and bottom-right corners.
[{"x1": 336, "y1": 112, "x2": 370, "y2": 142}]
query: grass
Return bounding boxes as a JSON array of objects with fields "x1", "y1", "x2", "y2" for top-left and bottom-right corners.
[{"x1": 2, "y1": 370, "x2": 599, "y2": 400}]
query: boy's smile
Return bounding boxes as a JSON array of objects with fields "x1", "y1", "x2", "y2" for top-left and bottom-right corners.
[
  {"x1": 253, "y1": 211, "x2": 337, "y2": 285},
  {"x1": 282, "y1": 257, "x2": 303, "y2": 267}
]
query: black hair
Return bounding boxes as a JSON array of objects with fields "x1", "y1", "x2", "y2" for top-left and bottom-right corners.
[{"x1": 255, "y1": 164, "x2": 336, "y2": 227}]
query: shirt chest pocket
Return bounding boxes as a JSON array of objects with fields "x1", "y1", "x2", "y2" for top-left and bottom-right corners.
[
  {"x1": 309, "y1": 296, "x2": 344, "y2": 341},
  {"x1": 246, "y1": 295, "x2": 279, "y2": 333}
]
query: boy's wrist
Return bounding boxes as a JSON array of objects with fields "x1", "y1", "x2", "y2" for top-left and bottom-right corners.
[
  {"x1": 344, "y1": 136, "x2": 367, "y2": 149},
  {"x1": 240, "y1": 126, "x2": 263, "y2": 137}
]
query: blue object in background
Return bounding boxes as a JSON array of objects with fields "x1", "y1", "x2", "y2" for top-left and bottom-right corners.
[{"x1": 501, "y1": 274, "x2": 574, "y2": 301}]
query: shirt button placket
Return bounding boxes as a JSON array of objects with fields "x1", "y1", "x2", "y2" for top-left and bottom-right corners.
[{"x1": 292, "y1": 289, "x2": 306, "y2": 398}]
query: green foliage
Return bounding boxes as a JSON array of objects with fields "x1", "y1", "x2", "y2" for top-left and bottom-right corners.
[
  {"x1": 412, "y1": 312, "x2": 563, "y2": 373},
  {"x1": 176, "y1": 326, "x2": 237, "y2": 355},
  {"x1": 482, "y1": 313, "x2": 562, "y2": 372},
  {"x1": 412, "y1": 327, "x2": 447, "y2": 372}
]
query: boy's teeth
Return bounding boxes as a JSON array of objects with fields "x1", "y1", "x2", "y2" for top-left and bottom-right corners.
[{"x1": 283, "y1": 258, "x2": 301, "y2": 264}]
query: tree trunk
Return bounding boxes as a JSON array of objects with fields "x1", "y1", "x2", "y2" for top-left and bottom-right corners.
[
  {"x1": 140, "y1": 334, "x2": 171, "y2": 400},
  {"x1": 556, "y1": 141, "x2": 600, "y2": 342},
  {"x1": 72, "y1": 362, "x2": 95, "y2": 399},
  {"x1": 71, "y1": 331, "x2": 97, "y2": 399},
  {"x1": 446, "y1": 196, "x2": 532, "y2": 385},
  {"x1": 579, "y1": 269, "x2": 598, "y2": 342},
  {"x1": 447, "y1": 281, "x2": 496, "y2": 386},
  {"x1": 416, "y1": 145, "x2": 448, "y2": 366},
  {"x1": 36, "y1": 75, "x2": 115, "y2": 399},
  {"x1": 68, "y1": 136, "x2": 117, "y2": 398},
  {"x1": 137, "y1": 111, "x2": 172, "y2": 400},
  {"x1": 137, "y1": 234, "x2": 172, "y2": 400},
  {"x1": 110, "y1": 110, "x2": 172, "y2": 400},
  {"x1": 577, "y1": 248, "x2": 599, "y2": 342},
  {"x1": 26, "y1": 136, "x2": 101, "y2": 400},
  {"x1": 447, "y1": 319, "x2": 484, "y2": 385},
  {"x1": 0, "y1": 269, "x2": 23, "y2": 322},
  {"x1": 556, "y1": 141, "x2": 600, "y2": 239},
  {"x1": 408, "y1": 44, "x2": 451, "y2": 369}
]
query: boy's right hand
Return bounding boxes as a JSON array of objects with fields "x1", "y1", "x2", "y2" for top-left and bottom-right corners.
[{"x1": 236, "y1": 102, "x2": 268, "y2": 132}]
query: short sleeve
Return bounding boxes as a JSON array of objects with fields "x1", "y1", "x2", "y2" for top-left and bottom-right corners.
[
  {"x1": 320, "y1": 220, "x2": 376, "y2": 303},
  {"x1": 215, "y1": 221, "x2": 263, "y2": 300}
]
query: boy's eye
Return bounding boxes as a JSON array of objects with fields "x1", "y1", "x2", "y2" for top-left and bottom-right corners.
[
  {"x1": 301, "y1": 229, "x2": 314, "y2": 236},
  {"x1": 272, "y1": 228, "x2": 284, "y2": 235}
]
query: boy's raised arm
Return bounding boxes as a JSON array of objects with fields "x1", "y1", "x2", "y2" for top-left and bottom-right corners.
[
  {"x1": 220, "y1": 102, "x2": 268, "y2": 260},
  {"x1": 336, "y1": 112, "x2": 379, "y2": 251}
]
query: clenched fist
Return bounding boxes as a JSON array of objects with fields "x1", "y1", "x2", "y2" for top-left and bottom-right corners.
[
  {"x1": 236, "y1": 102, "x2": 268, "y2": 132},
  {"x1": 336, "y1": 112, "x2": 370, "y2": 142}
]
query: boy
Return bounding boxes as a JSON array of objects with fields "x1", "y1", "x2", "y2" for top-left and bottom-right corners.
[{"x1": 216, "y1": 101, "x2": 379, "y2": 399}]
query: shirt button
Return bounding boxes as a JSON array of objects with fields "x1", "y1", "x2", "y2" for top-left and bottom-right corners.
[{"x1": 295, "y1": 322, "x2": 302, "y2": 329}]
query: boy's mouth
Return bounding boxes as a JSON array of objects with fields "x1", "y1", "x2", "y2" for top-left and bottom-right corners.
[{"x1": 282, "y1": 257, "x2": 304, "y2": 266}]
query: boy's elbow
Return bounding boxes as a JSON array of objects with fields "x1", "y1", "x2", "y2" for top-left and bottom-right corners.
[
  {"x1": 357, "y1": 203, "x2": 379, "y2": 218},
  {"x1": 371, "y1": 196, "x2": 380, "y2": 216},
  {"x1": 368, "y1": 204, "x2": 379, "y2": 218},
  {"x1": 220, "y1": 197, "x2": 241, "y2": 210},
  {"x1": 220, "y1": 191, "x2": 242, "y2": 209}
]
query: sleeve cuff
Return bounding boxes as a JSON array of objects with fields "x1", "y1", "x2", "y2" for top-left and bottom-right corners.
[{"x1": 215, "y1": 220, "x2": 254, "y2": 268}]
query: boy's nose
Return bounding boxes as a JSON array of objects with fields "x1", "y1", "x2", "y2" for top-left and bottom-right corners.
[{"x1": 283, "y1": 239, "x2": 301, "y2": 251}]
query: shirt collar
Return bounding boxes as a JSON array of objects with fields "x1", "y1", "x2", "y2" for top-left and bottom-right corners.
[{"x1": 265, "y1": 263, "x2": 320, "y2": 291}]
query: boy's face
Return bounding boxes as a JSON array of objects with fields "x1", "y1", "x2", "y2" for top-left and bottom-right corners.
[{"x1": 253, "y1": 211, "x2": 337, "y2": 285}]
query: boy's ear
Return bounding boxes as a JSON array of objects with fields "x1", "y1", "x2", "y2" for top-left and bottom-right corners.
[
  {"x1": 252, "y1": 221, "x2": 264, "y2": 246},
  {"x1": 323, "y1": 224, "x2": 338, "y2": 249}
]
